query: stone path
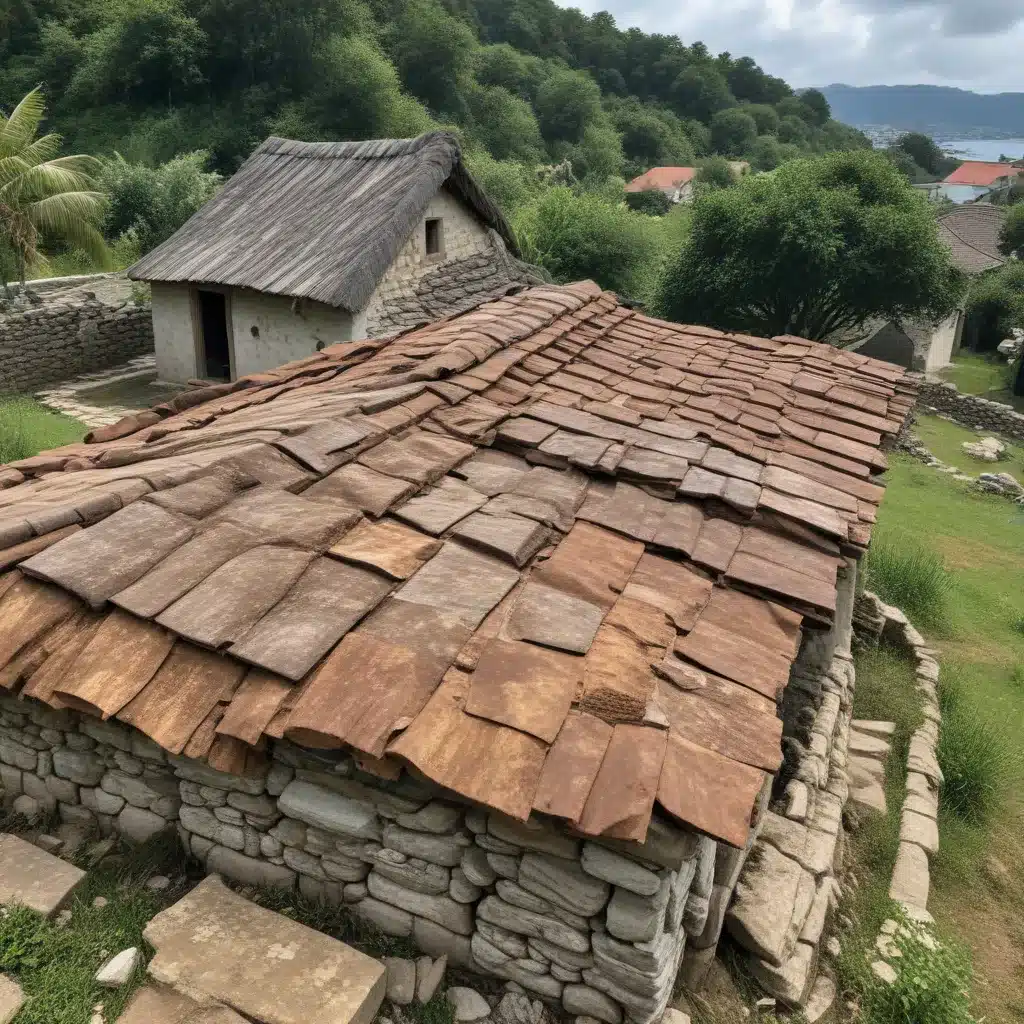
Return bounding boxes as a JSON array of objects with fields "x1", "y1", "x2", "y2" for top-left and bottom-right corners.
[
  {"x1": 0, "y1": 975, "x2": 24, "y2": 1024},
  {"x1": 0, "y1": 832, "x2": 85, "y2": 917},
  {"x1": 116, "y1": 983, "x2": 247, "y2": 1023},
  {"x1": 847, "y1": 720, "x2": 895, "y2": 817},
  {"x1": 143, "y1": 876, "x2": 386, "y2": 1024},
  {"x1": 34, "y1": 355, "x2": 177, "y2": 429}
]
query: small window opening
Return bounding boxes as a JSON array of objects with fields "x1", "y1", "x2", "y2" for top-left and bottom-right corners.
[{"x1": 425, "y1": 218, "x2": 443, "y2": 256}]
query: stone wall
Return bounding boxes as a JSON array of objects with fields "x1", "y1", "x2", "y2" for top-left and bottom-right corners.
[
  {"x1": 0, "y1": 690, "x2": 714, "y2": 1024},
  {"x1": 917, "y1": 380, "x2": 1024, "y2": 441},
  {"x1": 0, "y1": 293, "x2": 154, "y2": 393}
]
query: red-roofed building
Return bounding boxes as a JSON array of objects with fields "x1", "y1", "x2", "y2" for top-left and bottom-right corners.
[
  {"x1": 940, "y1": 160, "x2": 1024, "y2": 203},
  {"x1": 625, "y1": 166, "x2": 697, "y2": 202}
]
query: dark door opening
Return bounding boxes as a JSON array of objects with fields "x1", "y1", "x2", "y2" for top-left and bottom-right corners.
[{"x1": 197, "y1": 289, "x2": 231, "y2": 380}]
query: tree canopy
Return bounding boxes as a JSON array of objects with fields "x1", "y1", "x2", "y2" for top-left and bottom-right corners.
[
  {"x1": 655, "y1": 150, "x2": 965, "y2": 341},
  {"x1": 998, "y1": 204, "x2": 1024, "y2": 260}
]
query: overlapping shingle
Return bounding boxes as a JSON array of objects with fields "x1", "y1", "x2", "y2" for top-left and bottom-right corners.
[{"x1": 0, "y1": 280, "x2": 915, "y2": 850}]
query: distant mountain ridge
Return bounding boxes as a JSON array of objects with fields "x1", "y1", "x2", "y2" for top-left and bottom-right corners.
[{"x1": 821, "y1": 84, "x2": 1024, "y2": 136}]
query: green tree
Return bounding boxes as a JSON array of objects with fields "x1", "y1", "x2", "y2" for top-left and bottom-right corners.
[
  {"x1": 534, "y1": 67, "x2": 602, "y2": 144},
  {"x1": 0, "y1": 88, "x2": 107, "y2": 284},
  {"x1": 998, "y1": 203, "x2": 1024, "y2": 259},
  {"x1": 606, "y1": 98, "x2": 695, "y2": 175},
  {"x1": 625, "y1": 189, "x2": 671, "y2": 216},
  {"x1": 797, "y1": 88, "x2": 830, "y2": 126},
  {"x1": 897, "y1": 132, "x2": 945, "y2": 178},
  {"x1": 390, "y1": 0, "x2": 476, "y2": 114},
  {"x1": 466, "y1": 84, "x2": 544, "y2": 162},
  {"x1": 750, "y1": 135, "x2": 783, "y2": 171},
  {"x1": 709, "y1": 108, "x2": 757, "y2": 157},
  {"x1": 514, "y1": 186, "x2": 663, "y2": 300},
  {"x1": 778, "y1": 114, "x2": 809, "y2": 145},
  {"x1": 98, "y1": 150, "x2": 221, "y2": 257},
  {"x1": 693, "y1": 156, "x2": 735, "y2": 191},
  {"x1": 463, "y1": 150, "x2": 540, "y2": 215},
  {"x1": 776, "y1": 95, "x2": 814, "y2": 124},
  {"x1": 670, "y1": 66, "x2": 733, "y2": 124},
  {"x1": 473, "y1": 44, "x2": 547, "y2": 102},
  {"x1": 655, "y1": 150, "x2": 965, "y2": 341},
  {"x1": 884, "y1": 145, "x2": 927, "y2": 183},
  {"x1": 965, "y1": 264, "x2": 1024, "y2": 352},
  {"x1": 564, "y1": 120, "x2": 624, "y2": 181},
  {"x1": 742, "y1": 103, "x2": 779, "y2": 136}
]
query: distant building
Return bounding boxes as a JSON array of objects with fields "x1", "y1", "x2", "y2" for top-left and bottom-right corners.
[
  {"x1": 939, "y1": 160, "x2": 1024, "y2": 204},
  {"x1": 625, "y1": 162, "x2": 751, "y2": 205},
  {"x1": 130, "y1": 133, "x2": 539, "y2": 384},
  {"x1": 843, "y1": 204, "x2": 1008, "y2": 371}
]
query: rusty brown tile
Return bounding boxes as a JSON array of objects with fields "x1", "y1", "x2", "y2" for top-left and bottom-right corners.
[
  {"x1": 505, "y1": 582, "x2": 605, "y2": 655},
  {"x1": 0, "y1": 524, "x2": 82, "y2": 573},
  {"x1": 617, "y1": 449, "x2": 689, "y2": 484},
  {"x1": 357, "y1": 432, "x2": 474, "y2": 484},
  {"x1": 211, "y1": 488, "x2": 360, "y2": 548},
  {"x1": 758, "y1": 488, "x2": 847, "y2": 540},
  {"x1": 657, "y1": 730, "x2": 766, "y2": 847},
  {"x1": 537, "y1": 430, "x2": 613, "y2": 470},
  {"x1": 465, "y1": 639, "x2": 580, "y2": 742},
  {"x1": 230, "y1": 557, "x2": 393, "y2": 679},
  {"x1": 690, "y1": 518, "x2": 743, "y2": 574},
  {"x1": 305, "y1": 462, "x2": 416, "y2": 518},
  {"x1": 146, "y1": 473, "x2": 251, "y2": 518},
  {"x1": 737, "y1": 526, "x2": 841, "y2": 583},
  {"x1": 495, "y1": 417, "x2": 559, "y2": 447},
  {"x1": 580, "y1": 620, "x2": 661, "y2": 724},
  {"x1": 389, "y1": 668, "x2": 548, "y2": 821},
  {"x1": 533, "y1": 711, "x2": 614, "y2": 821},
  {"x1": 576, "y1": 480, "x2": 670, "y2": 542},
  {"x1": 577, "y1": 724, "x2": 667, "y2": 840},
  {"x1": 156, "y1": 545, "x2": 314, "y2": 649},
  {"x1": 0, "y1": 576, "x2": 81, "y2": 670},
  {"x1": 21, "y1": 502, "x2": 195, "y2": 609},
  {"x1": 329, "y1": 518, "x2": 441, "y2": 580},
  {"x1": 762, "y1": 466, "x2": 859, "y2": 513},
  {"x1": 701, "y1": 447, "x2": 764, "y2": 482},
  {"x1": 622, "y1": 553, "x2": 713, "y2": 631},
  {"x1": 451, "y1": 450, "x2": 530, "y2": 495},
  {"x1": 448, "y1": 512, "x2": 548, "y2": 568},
  {"x1": 53, "y1": 609, "x2": 175, "y2": 718},
  {"x1": 215, "y1": 668, "x2": 292, "y2": 745},
  {"x1": 392, "y1": 477, "x2": 488, "y2": 535},
  {"x1": 273, "y1": 419, "x2": 375, "y2": 473}
]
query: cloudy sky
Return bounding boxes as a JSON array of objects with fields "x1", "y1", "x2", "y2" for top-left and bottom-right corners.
[{"x1": 567, "y1": 0, "x2": 1023, "y2": 92}]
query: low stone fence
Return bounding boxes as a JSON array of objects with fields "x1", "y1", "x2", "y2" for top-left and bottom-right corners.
[
  {"x1": 0, "y1": 286, "x2": 154, "y2": 393},
  {"x1": 917, "y1": 380, "x2": 1024, "y2": 442}
]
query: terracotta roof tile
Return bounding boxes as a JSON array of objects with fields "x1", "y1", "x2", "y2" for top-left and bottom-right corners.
[{"x1": 0, "y1": 281, "x2": 915, "y2": 848}]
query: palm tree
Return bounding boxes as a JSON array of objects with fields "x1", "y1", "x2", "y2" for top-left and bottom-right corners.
[{"x1": 0, "y1": 88, "x2": 108, "y2": 289}]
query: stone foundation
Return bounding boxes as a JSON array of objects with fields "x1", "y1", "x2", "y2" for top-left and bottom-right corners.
[{"x1": 0, "y1": 692, "x2": 719, "y2": 1024}]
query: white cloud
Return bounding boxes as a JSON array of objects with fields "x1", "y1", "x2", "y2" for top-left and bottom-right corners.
[{"x1": 564, "y1": 0, "x2": 1024, "y2": 92}]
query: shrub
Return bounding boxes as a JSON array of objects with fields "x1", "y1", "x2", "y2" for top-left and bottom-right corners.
[
  {"x1": 625, "y1": 189, "x2": 672, "y2": 216},
  {"x1": 937, "y1": 667, "x2": 1020, "y2": 825},
  {"x1": 855, "y1": 910, "x2": 976, "y2": 1024},
  {"x1": 865, "y1": 533, "x2": 951, "y2": 631},
  {"x1": 513, "y1": 187, "x2": 665, "y2": 302}
]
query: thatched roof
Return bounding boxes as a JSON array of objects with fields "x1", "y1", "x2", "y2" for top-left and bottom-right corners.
[{"x1": 129, "y1": 133, "x2": 517, "y2": 312}]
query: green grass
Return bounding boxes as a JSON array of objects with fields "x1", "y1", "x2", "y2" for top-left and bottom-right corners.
[
  {"x1": 0, "y1": 834, "x2": 192, "y2": 1024},
  {"x1": 940, "y1": 351, "x2": 1024, "y2": 414},
  {"x1": 913, "y1": 414, "x2": 1024, "y2": 478},
  {"x1": 864, "y1": 451, "x2": 1024, "y2": 1020},
  {"x1": 0, "y1": 397, "x2": 85, "y2": 464},
  {"x1": 864, "y1": 532, "x2": 953, "y2": 633}
]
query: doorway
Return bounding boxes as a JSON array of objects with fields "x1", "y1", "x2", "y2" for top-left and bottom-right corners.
[{"x1": 196, "y1": 289, "x2": 232, "y2": 380}]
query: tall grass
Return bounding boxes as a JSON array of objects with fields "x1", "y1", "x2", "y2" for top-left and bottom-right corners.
[
  {"x1": 865, "y1": 532, "x2": 952, "y2": 632},
  {"x1": 0, "y1": 396, "x2": 85, "y2": 464},
  {"x1": 937, "y1": 665, "x2": 1021, "y2": 826}
]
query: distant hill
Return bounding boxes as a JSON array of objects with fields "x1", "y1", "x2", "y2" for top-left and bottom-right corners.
[{"x1": 821, "y1": 84, "x2": 1024, "y2": 136}]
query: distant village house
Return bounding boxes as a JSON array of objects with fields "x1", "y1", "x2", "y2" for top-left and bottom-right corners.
[
  {"x1": 938, "y1": 159, "x2": 1024, "y2": 204},
  {"x1": 129, "y1": 133, "x2": 540, "y2": 385},
  {"x1": 625, "y1": 163, "x2": 750, "y2": 205}
]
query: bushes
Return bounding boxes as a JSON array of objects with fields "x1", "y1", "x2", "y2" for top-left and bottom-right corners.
[
  {"x1": 865, "y1": 533, "x2": 951, "y2": 631},
  {"x1": 937, "y1": 666, "x2": 1020, "y2": 825},
  {"x1": 513, "y1": 187, "x2": 664, "y2": 301}
]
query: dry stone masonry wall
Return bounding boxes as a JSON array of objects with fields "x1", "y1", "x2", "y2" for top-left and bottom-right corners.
[
  {"x1": 917, "y1": 379, "x2": 1024, "y2": 442},
  {"x1": 0, "y1": 286, "x2": 154, "y2": 393}
]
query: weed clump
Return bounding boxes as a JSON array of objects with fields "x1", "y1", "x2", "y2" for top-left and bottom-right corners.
[{"x1": 865, "y1": 533, "x2": 951, "y2": 632}]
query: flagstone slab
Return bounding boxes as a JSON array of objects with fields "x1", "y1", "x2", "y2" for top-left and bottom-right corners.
[
  {"x1": 0, "y1": 975, "x2": 25, "y2": 1024},
  {"x1": 0, "y1": 833, "x2": 86, "y2": 918},
  {"x1": 144, "y1": 876, "x2": 386, "y2": 1024},
  {"x1": 115, "y1": 983, "x2": 247, "y2": 1023}
]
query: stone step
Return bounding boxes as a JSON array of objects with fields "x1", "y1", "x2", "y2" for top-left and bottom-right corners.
[
  {"x1": 115, "y1": 983, "x2": 247, "y2": 1023},
  {"x1": 143, "y1": 876, "x2": 386, "y2": 1024},
  {"x1": 0, "y1": 833, "x2": 86, "y2": 918},
  {"x1": 850, "y1": 720, "x2": 896, "y2": 737},
  {"x1": 847, "y1": 732, "x2": 891, "y2": 760},
  {"x1": 849, "y1": 781, "x2": 887, "y2": 817},
  {"x1": 0, "y1": 975, "x2": 25, "y2": 1024}
]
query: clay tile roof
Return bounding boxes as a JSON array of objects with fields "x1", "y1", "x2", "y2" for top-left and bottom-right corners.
[
  {"x1": 937, "y1": 203, "x2": 1008, "y2": 275},
  {"x1": 942, "y1": 160, "x2": 1021, "y2": 187},
  {"x1": 624, "y1": 167, "x2": 696, "y2": 193},
  {"x1": 0, "y1": 282, "x2": 916, "y2": 850},
  {"x1": 128, "y1": 132, "x2": 518, "y2": 312}
]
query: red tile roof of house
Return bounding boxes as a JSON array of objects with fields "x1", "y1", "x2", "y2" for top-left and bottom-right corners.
[
  {"x1": 0, "y1": 283, "x2": 916, "y2": 850},
  {"x1": 943, "y1": 161, "x2": 1021, "y2": 187},
  {"x1": 625, "y1": 167, "x2": 696, "y2": 193}
]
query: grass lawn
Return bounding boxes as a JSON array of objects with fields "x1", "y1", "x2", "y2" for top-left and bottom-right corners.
[
  {"x1": 860, "y1": 451, "x2": 1024, "y2": 1022},
  {"x1": 0, "y1": 397, "x2": 85, "y2": 464},
  {"x1": 913, "y1": 413, "x2": 1024, "y2": 480},
  {"x1": 939, "y1": 351, "x2": 1024, "y2": 415}
]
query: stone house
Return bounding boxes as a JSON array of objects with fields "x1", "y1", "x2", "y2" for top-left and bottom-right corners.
[
  {"x1": 0, "y1": 282, "x2": 915, "y2": 1018},
  {"x1": 625, "y1": 163, "x2": 750, "y2": 205},
  {"x1": 845, "y1": 204, "x2": 1008, "y2": 372},
  {"x1": 129, "y1": 133, "x2": 539, "y2": 385}
]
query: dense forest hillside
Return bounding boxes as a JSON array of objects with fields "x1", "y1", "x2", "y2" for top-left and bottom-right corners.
[
  {"x1": 1, "y1": 0, "x2": 870, "y2": 180},
  {"x1": 823, "y1": 84, "x2": 1024, "y2": 137}
]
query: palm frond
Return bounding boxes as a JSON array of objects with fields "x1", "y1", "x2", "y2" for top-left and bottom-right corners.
[
  {"x1": 11, "y1": 162, "x2": 100, "y2": 202},
  {"x1": 0, "y1": 89, "x2": 47, "y2": 160},
  {"x1": 28, "y1": 194, "x2": 110, "y2": 265},
  {"x1": 16, "y1": 133, "x2": 64, "y2": 169},
  {"x1": 0, "y1": 156, "x2": 33, "y2": 195}
]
